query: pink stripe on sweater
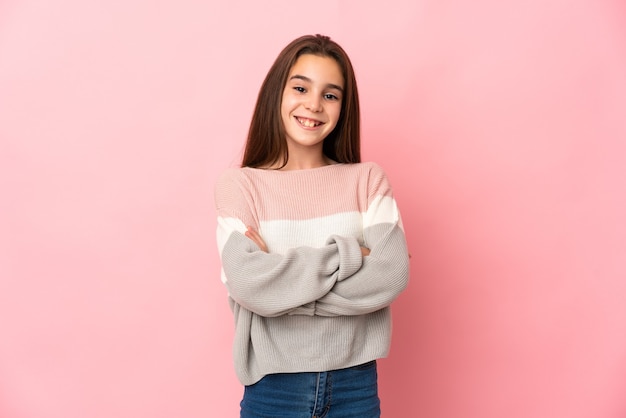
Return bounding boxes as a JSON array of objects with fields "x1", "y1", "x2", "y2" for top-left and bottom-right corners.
[{"x1": 215, "y1": 162, "x2": 393, "y2": 221}]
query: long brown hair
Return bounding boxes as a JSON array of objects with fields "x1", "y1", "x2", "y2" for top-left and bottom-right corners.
[{"x1": 242, "y1": 34, "x2": 361, "y2": 168}]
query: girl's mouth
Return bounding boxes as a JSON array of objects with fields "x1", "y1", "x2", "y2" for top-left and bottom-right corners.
[{"x1": 296, "y1": 117, "x2": 323, "y2": 128}]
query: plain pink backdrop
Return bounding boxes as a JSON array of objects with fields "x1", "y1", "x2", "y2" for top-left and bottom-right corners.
[{"x1": 1, "y1": 1, "x2": 625, "y2": 417}]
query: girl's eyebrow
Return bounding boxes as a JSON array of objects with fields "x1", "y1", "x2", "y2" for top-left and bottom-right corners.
[{"x1": 289, "y1": 74, "x2": 344, "y2": 92}]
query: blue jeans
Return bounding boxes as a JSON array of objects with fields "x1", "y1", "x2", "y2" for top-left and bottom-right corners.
[{"x1": 240, "y1": 361, "x2": 381, "y2": 418}]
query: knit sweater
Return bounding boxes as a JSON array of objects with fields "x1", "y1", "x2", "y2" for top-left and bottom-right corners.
[{"x1": 214, "y1": 162, "x2": 410, "y2": 385}]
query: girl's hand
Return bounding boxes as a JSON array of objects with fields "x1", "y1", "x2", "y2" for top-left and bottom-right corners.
[
  {"x1": 360, "y1": 246, "x2": 370, "y2": 257},
  {"x1": 245, "y1": 226, "x2": 268, "y2": 253}
]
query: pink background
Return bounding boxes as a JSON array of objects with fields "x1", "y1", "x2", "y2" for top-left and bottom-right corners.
[{"x1": 1, "y1": 0, "x2": 625, "y2": 417}]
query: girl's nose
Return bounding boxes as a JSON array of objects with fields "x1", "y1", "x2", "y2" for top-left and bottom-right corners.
[{"x1": 305, "y1": 96, "x2": 322, "y2": 112}]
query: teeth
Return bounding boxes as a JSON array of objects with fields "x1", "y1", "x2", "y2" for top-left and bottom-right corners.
[{"x1": 298, "y1": 117, "x2": 320, "y2": 128}]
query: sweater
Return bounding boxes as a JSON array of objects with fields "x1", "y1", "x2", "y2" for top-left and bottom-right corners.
[{"x1": 214, "y1": 162, "x2": 410, "y2": 385}]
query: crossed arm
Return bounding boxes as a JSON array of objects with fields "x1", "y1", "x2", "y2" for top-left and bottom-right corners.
[{"x1": 242, "y1": 224, "x2": 409, "y2": 317}]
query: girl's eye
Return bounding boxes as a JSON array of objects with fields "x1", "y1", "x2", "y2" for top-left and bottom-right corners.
[
  {"x1": 294, "y1": 86, "x2": 305, "y2": 93},
  {"x1": 324, "y1": 93, "x2": 339, "y2": 101}
]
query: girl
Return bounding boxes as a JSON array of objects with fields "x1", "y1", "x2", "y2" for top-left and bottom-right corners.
[{"x1": 215, "y1": 34, "x2": 410, "y2": 418}]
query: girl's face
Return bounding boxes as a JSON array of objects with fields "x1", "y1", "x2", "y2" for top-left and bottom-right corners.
[{"x1": 280, "y1": 54, "x2": 344, "y2": 156}]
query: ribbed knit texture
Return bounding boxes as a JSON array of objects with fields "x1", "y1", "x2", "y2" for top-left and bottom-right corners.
[{"x1": 214, "y1": 162, "x2": 410, "y2": 385}]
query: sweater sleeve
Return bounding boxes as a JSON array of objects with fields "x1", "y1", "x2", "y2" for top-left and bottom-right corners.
[
  {"x1": 215, "y1": 169, "x2": 363, "y2": 318},
  {"x1": 313, "y1": 164, "x2": 410, "y2": 316}
]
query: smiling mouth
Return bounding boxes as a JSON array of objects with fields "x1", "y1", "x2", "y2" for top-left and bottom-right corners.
[{"x1": 296, "y1": 117, "x2": 323, "y2": 128}]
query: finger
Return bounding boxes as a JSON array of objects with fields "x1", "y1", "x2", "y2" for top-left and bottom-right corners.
[
  {"x1": 245, "y1": 226, "x2": 262, "y2": 243},
  {"x1": 244, "y1": 227, "x2": 261, "y2": 244},
  {"x1": 245, "y1": 226, "x2": 268, "y2": 252}
]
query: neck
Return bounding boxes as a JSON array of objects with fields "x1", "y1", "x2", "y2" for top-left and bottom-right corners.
[
  {"x1": 279, "y1": 145, "x2": 332, "y2": 170},
  {"x1": 280, "y1": 157, "x2": 332, "y2": 170}
]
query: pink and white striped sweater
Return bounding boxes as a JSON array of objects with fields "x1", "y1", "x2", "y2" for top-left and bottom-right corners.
[{"x1": 215, "y1": 162, "x2": 409, "y2": 385}]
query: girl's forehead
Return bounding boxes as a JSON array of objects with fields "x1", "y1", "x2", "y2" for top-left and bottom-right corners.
[
  {"x1": 291, "y1": 54, "x2": 339, "y2": 69},
  {"x1": 287, "y1": 54, "x2": 344, "y2": 85}
]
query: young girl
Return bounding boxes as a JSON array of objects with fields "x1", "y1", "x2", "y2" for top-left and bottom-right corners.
[{"x1": 215, "y1": 34, "x2": 410, "y2": 418}]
